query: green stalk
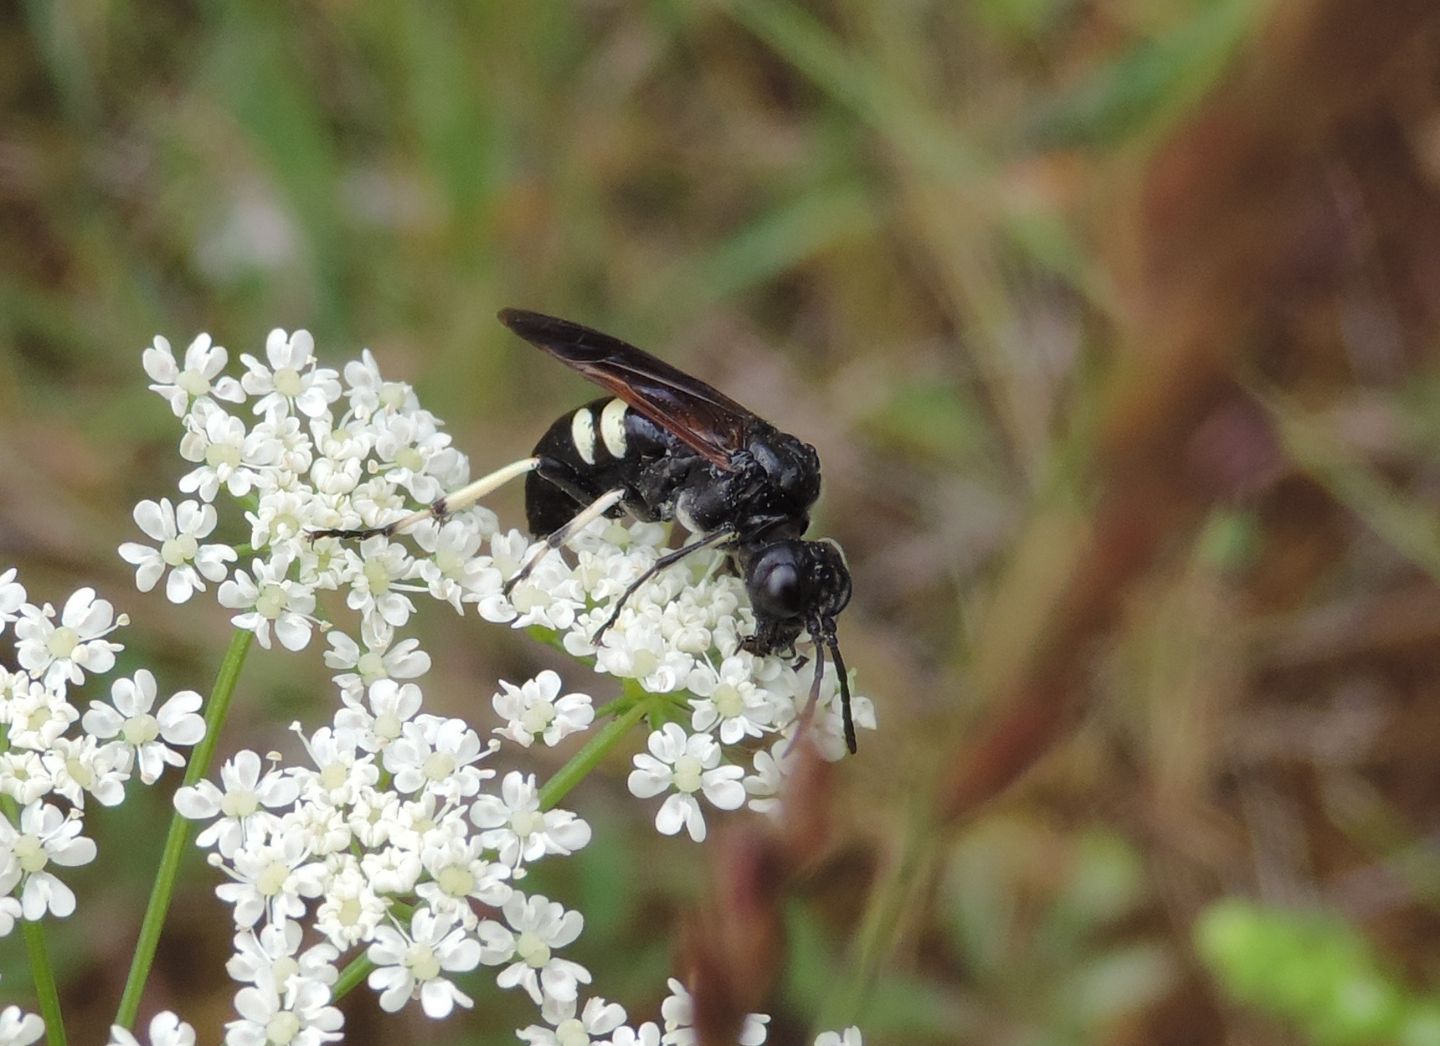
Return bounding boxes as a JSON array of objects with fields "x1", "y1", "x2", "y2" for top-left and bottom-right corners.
[
  {"x1": 332, "y1": 952, "x2": 373, "y2": 1001},
  {"x1": 113, "y1": 628, "x2": 254, "y2": 1029},
  {"x1": 538, "y1": 697, "x2": 650, "y2": 811},
  {"x1": 22, "y1": 914, "x2": 66, "y2": 1046},
  {"x1": 0, "y1": 795, "x2": 66, "y2": 1046}
]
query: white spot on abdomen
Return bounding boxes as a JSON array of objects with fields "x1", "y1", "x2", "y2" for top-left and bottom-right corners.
[
  {"x1": 601, "y1": 398, "x2": 628, "y2": 458},
  {"x1": 571, "y1": 408, "x2": 597, "y2": 465},
  {"x1": 675, "y1": 492, "x2": 701, "y2": 534}
]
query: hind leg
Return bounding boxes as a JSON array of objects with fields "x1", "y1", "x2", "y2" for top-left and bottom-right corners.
[
  {"x1": 310, "y1": 456, "x2": 540, "y2": 540},
  {"x1": 504, "y1": 487, "x2": 629, "y2": 594}
]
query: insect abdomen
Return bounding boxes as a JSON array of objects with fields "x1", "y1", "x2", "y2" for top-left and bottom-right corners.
[{"x1": 524, "y1": 397, "x2": 687, "y2": 536}]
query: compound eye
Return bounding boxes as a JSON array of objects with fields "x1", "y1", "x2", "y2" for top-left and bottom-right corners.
[{"x1": 750, "y1": 546, "x2": 808, "y2": 618}]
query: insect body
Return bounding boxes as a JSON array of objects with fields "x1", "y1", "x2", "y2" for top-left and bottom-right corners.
[
  {"x1": 315, "y1": 310, "x2": 857, "y2": 752},
  {"x1": 499, "y1": 309, "x2": 856, "y2": 753}
]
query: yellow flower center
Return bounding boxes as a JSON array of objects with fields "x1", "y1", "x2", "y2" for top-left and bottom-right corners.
[
  {"x1": 121, "y1": 714, "x2": 159, "y2": 746},
  {"x1": 273, "y1": 367, "x2": 303, "y2": 397},
  {"x1": 221, "y1": 789, "x2": 259, "y2": 818},
  {"x1": 47, "y1": 627, "x2": 79, "y2": 659},
  {"x1": 406, "y1": 942, "x2": 441, "y2": 981},
  {"x1": 264, "y1": 1012, "x2": 300, "y2": 1044},
  {"x1": 438, "y1": 864, "x2": 475, "y2": 897},
  {"x1": 517, "y1": 931, "x2": 551, "y2": 968},
  {"x1": 673, "y1": 755, "x2": 704, "y2": 794},
  {"x1": 15, "y1": 835, "x2": 46, "y2": 874},
  {"x1": 161, "y1": 534, "x2": 198, "y2": 566}
]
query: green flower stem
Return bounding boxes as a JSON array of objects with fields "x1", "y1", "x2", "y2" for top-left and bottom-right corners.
[
  {"x1": 113, "y1": 627, "x2": 254, "y2": 1030},
  {"x1": 539, "y1": 692, "x2": 652, "y2": 811},
  {"x1": 0, "y1": 795, "x2": 65, "y2": 1046},
  {"x1": 23, "y1": 914, "x2": 66, "y2": 1046},
  {"x1": 332, "y1": 952, "x2": 373, "y2": 1001}
]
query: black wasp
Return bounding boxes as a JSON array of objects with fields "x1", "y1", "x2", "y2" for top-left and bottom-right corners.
[{"x1": 317, "y1": 309, "x2": 857, "y2": 752}]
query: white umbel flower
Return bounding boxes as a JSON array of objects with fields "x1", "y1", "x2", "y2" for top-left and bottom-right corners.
[
  {"x1": 239, "y1": 328, "x2": 341, "y2": 419},
  {"x1": 366, "y1": 908, "x2": 482, "y2": 1019},
  {"x1": 143, "y1": 332, "x2": 244, "y2": 417},
  {"x1": 4, "y1": 675, "x2": 78, "y2": 750},
  {"x1": 341, "y1": 537, "x2": 420, "y2": 629},
  {"x1": 323, "y1": 622, "x2": 430, "y2": 707},
  {"x1": 0, "y1": 749, "x2": 49, "y2": 805},
  {"x1": 0, "y1": 1006, "x2": 44, "y2": 1046},
  {"x1": 0, "y1": 800, "x2": 97, "y2": 919},
  {"x1": 174, "y1": 749, "x2": 299, "y2": 857},
  {"x1": 14, "y1": 587, "x2": 125, "y2": 689},
  {"x1": 118, "y1": 498, "x2": 235, "y2": 604},
  {"x1": 412, "y1": 517, "x2": 500, "y2": 612},
  {"x1": 293, "y1": 725, "x2": 378, "y2": 808},
  {"x1": 0, "y1": 567, "x2": 26, "y2": 634},
  {"x1": 414, "y1": 835, "x2": 512, "y2": 925},
  {"x1": 627, "y1": 724, "x2": 745, "y2": 843},
  {"x1": 342, "y1": 348, "x2": 419, "y2": 421},
  {"x1": 517, "y1": 995, "x2": 629, "y2": 1045},
  {"x1": 225, "y1": 922, "x2": 338, "y2": 993},
  {"x1": 81, "y1": 670, "x2": 205, "y2": 784},
  {"x1": 212, "y1": 830, "x2": 325, "y2": 929},
  {"x1": 177, "y1": 402, "x2": 268, "y2": 502},
  {"x1": 218, "y1": 553, "x2": 316, "y2": 651},
  {"x1": 224, "y1": 974, "x2": 343, "y2": 1046},
  {"x1": 686, "y1": 655, "x2": 777, "y2": 743},
  {"x1": 333, "y1": 678, "x2": 423, "y2": 753},
  {"x1": 468, "y1": 771, "x2": 591, "y2": 871},
  {"x1": 107, "y1": 1010, "x2": 197, "y2": 1046},
  {"x1": 312, "y1": 858, "x2": 387, "y2": 950},
  {"x1": 382, "y1": 717, "x2": 491, "y2": 801},
  {"x1": 41, "y1": 735, "x2": 128, "y2": 808},
  {"x1": 477, "y1": 892, "x2": 590, "y2": 1006},
  {"x1": 491, "y1": 670, "x2": 594, "y2": 749},
  {"x1": 661, "y1": 977, "x2": 769, "y2": 1045}
]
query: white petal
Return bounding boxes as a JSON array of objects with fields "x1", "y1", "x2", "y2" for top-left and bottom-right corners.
[
  {"x1": 415, "y1": 984, "x2": 454, "y2": 1020},
  {"x1": 627, "y1": 765, "x2": 671, "y2": 800},
  {"x1": 164, "y1": 568, "x2": 199, "y2": 604},
  {"x1": 173, "y1": 784, "x2": 220, "y2": 819},
  {"x1": 654, "y1": 794, "x2": 692, "y2": 837},
  {"x1": 50, "y1": 836, "x2": 96, "y2": 867},
  {"x1": 273, "y1": 615, "x2": 312, "y2": 651},
  {"x1": 701, "y1": 774, "x2": 746, "y2": 811},
  {"x1": 160, "y1": 714, "x2": 205, "y2": 747},
  {"x1": 82, "y1": 704, "x2": 125, "y2": 739},
  {"x1": 132, "y1": 500, "x2": 171, "y2": 541}
]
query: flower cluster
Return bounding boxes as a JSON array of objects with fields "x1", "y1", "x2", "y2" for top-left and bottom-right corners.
[
  {"x1": 0, "y1": 571, "x2": 206, "y2": 1035},
  {"x1": 109, "y1": 328, "x2": 876, "y2": 1040},
  {"x1": 135, "y1": 331, "x2": 871, "y2": 788}
]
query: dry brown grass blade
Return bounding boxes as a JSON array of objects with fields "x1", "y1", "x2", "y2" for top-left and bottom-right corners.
[
  {"x1": 938, "y1": 0, "x2": 1440, "y2": 826},
  {"x1": 680, "y1": 742, "x2": 838, "y2": 1045}
]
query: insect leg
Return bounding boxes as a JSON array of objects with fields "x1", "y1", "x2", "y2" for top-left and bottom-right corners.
[
  {"x1": 310, "y1": 456, "x2": 540, "y2": 540},
  {"x1": 503, "y1": 487, "x2": 628, "y2": 595},
  {"x1": 827, "y1": 631, "x2": 856, "y2": 754},
  {"x1": 784, "y1": 632, "x2": 828, "y2": 757},
  {"x1": 590, "y1": 527, "x2": 734, "y2": 645}
]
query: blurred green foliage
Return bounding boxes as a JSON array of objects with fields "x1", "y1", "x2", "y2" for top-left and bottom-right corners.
[{"x1": 1198, "y1": 900, "x2": 1440, "y2": 1046}]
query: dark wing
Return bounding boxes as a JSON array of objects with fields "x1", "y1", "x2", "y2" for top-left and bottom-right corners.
[{"x1": 498, "y1": 308, "x2": 754, "y2": 470}]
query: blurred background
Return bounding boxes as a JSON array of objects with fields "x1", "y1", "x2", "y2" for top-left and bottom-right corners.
[{"x1": 4, "y1": 1, "x2": 1440, "y2": 1042}]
